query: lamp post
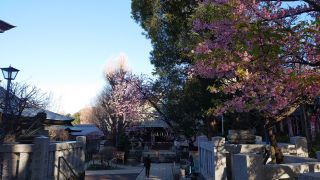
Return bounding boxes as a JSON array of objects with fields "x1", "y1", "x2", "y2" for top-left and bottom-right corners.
[{"x1": 1, "y1": 65, "x2": 19, "y2": 133}]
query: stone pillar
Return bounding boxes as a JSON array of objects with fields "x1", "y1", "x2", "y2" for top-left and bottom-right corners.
[
  {"x1": 212, "y1": 137, "x2": 225, "y2": 149},
  {"x1": 76, "y1": 136, "x2": 86, "y2": 175},
  {"x1": 197, "y1": 135, "x2": 208, "y2": 148},
  {"x1": 212, "y1": 136, "x2": 226, "y2": 180},
  {"x1": 233, "y1": 153, "x2": 263, "y2": 180},
  {"x1": 2, "y1": 152, "x2": 18, "y2": 180},
  {"x1": 199, "y1": 142, "x2": 205, "y2": 176},
  {"x1": 255, "y1": 136, "x2": 262, "y2": 144},
  {"x1": 290, "y1": 136, "x2": 308, "y2": 157},
  {"x1": 31, "y1": 136, "x2": 50, "y2": 180},
  {"x1": 197, "y1": 135, "x2": 208, "y2": 174},
  {"x1": 18, "y1": 153, "x2": 30, "y2": 180},
  {"x1": 54, "y1": 148, "x2": 64, "y2": 179}
]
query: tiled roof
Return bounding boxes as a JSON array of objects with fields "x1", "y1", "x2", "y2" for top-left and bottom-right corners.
[
  {"x1": 0, "y1": 20, "x2": 15, "y2": 33},
  {"x1": 0, "y1": 87, "x2": 73, "y2": 121},
  {"x1": 138, "y1": 119, "x2": 169, "y2": 128},
  {"x1": 70, "y1": 124, "x2": 104, "y2": 138},
  {"x1": 21, "y1": 108, "x2": 73, "y2": 121}
]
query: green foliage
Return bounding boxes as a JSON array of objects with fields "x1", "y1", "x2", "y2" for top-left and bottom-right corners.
[
  {"x1": 72, "y1": 112, "x2": 81, "y2": 125},
  {"x1": 310, "y1": 145, "x2": 320, "y2": 158},
  {"x1": 276, "y1": 135, "x2": 290, "y2": 143},
  {"x1": 166, "y1": 77, "x2": 220, "y2": 137},
  {"x1": 220, "y1": 111, "x2": 265, "y2": 137},
  {"x1": 132, "y1": 0, "x2": 221, "y2": 136},
  {"x1": 132, "y1": 0, "x2": 197, "y2": 75},
  {"x1": 118, "y1": 133, "x2": 130, "y2": 151}
]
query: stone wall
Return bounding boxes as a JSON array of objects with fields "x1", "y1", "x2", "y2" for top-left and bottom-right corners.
[
  {"x1": 298, "y1": 172, "x2": 320, "y2": 180},
  {"x1": 264, "y1": 162, "x2": 320, "y2": 179},
  {"x1": 0, "y1": 136, "x2": 86, "y2": 180},
  {"x1": 198, "y1": 136, "x2": 312, "y2": 180}
]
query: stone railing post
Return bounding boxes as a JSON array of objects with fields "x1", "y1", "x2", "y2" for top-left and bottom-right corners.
[
  {"x1": 290, "y1": 136, "x2": 308, "y2": 157},
  {"x1": 76, "y1": 136, "x2": 86, "y2": 175},
  {"x1": 18, "y1": 152, "x2": 30, "y2": 179},
  {"x1": 233, "y1": 153, "x2": 263, "y2": 180},
  {"x1": 31, "y1": 136, "x2": 50, "y2": 180},
  {"x1": 212, "y1": 136, "x2": 226, "y2": 180},
  {"x1": 197, "y1": 135, "x2": 208, "y2": 148},
  {"x1": 197, "y1": 135, "x2": 208, "y2": 174},
  {"x1": 255, "y1": 136, "x2": 263, "y2": 144},
  {"x1": 1, "y1": 149, "x2": 17, "y2": 180}
]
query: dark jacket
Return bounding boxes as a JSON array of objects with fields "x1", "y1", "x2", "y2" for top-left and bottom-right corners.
[{"x1": 144, "y1": 157, "x2": 151, "y2": 168}]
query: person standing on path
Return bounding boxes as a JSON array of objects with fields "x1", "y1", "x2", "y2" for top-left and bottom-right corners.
[
  {"x1": 144, "y1": 155, "x2": 151, "y2": 178},
  {"x1": 188, "y1": 154, "x2": 194, "y2": 176}
]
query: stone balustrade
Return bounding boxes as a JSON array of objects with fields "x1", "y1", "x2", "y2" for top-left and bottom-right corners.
[
  {"x1": 198, "y1": 135, "x2": 312, "y2": 180},
  {"x1": 298, "y1": 172, "x2": 320, "y2": 180},
  {"x1": 198, "y1": 136, "x2": 226, "y2": 180},
  {"x1": 232, "y1": 153, "x2": 320, "y2": 180},
  {"x1": 0, "y1": 136, "x2": 86, "y2": 180},
  {"x1": 264, "y1": 162, "x2": 320, "y2": 179}
]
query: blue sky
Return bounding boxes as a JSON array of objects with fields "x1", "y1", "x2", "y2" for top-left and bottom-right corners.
[{"x1": 0, "y1": 0, "x2": 153, "y2": 114}]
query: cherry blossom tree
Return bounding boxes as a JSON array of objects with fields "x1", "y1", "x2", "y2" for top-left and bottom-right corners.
[
  {"x1": 94, "y1": 56, "x2": 147, "y2": 147},
  {"x1": 191, "y1": 0, "x2": 320, "y2": 163}
]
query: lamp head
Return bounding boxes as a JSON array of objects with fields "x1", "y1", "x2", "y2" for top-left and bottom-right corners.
[{"x1": 1, "y1": 66, "x2": 19, "y2": 80}]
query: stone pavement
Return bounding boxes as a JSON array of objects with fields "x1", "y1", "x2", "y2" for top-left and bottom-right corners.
[
  {"x1": 85, "y1": 163, "x2": 143, "y2": 174},
  {"x1": 136, "y1": 163, "x2": 174, "y2": 180},
  {"x1": 85, "y1": 163, "x2": 176, "y2": 180},
  {"x1": 85, "y1": 163, "x2": 143, "y2": 179},
  {"x1": 85, "y1": 174, "x2": 139, "y2": 180}
]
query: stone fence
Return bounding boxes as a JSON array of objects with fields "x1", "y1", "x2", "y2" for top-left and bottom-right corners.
[
  {"x1": 198, "y1": 136, "x2": 319, "y2": 180},
  {"x1": 198, "y1": 136, "x2": 226, "y2": 180},
  {"x1": 0, "y1": 136, "x2": 86, "y2": 180}
]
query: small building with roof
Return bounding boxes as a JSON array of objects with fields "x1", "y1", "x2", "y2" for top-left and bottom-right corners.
[
  {"x1": 68, "y1": 124, "x2": 104, "y2": 140},
  {"x1": 67, "y1": 124, "x2": 104, "y2": 154},
  {"x1": 21, "y1": 107, "x2": 74, "y2": 125},
  {"x1": 128, "y1": 118, "x2": 173, "y2": 150}
]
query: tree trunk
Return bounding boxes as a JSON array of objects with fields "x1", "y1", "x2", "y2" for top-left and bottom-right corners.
[
  {"x1": 207, "y1": 118, "x2": 213, "y2": 138},
  {"x1": 112, "y1": 131, "x2": 116, "y2": 147},
  {"x1": 267, "y1": 120, "x2": 284, "y2": 164},
  {"x1": 301, "y1": 104, "x2": 312, "y2": 155},
  {"x1": 207, "y1": 118, "x2": 219, "y2": 138}
]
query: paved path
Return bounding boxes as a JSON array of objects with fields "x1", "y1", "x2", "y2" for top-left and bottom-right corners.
[
  {"x1": 85, "y1": 163, "x2": 175, "y2": 180},
  {"x1": 85, "y1": 174, "x2": 139, "y2": 180},
  {"x1": 136, "y1": 163, "x2": 174, "y2": 180},
  {"x1": 85, "y1": 163, "x2": 143, "y2": 180}
]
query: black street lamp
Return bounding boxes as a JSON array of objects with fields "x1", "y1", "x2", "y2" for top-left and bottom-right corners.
[
  {"x1": 1, "y1": 66, "x2": 19, "y2": 80},
  {"x1": 1, "y1": 66, "x2": 19, "y2": 133},
  {"x1": 0, "y1": 20, "x2": 16, "y2": 139}
]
